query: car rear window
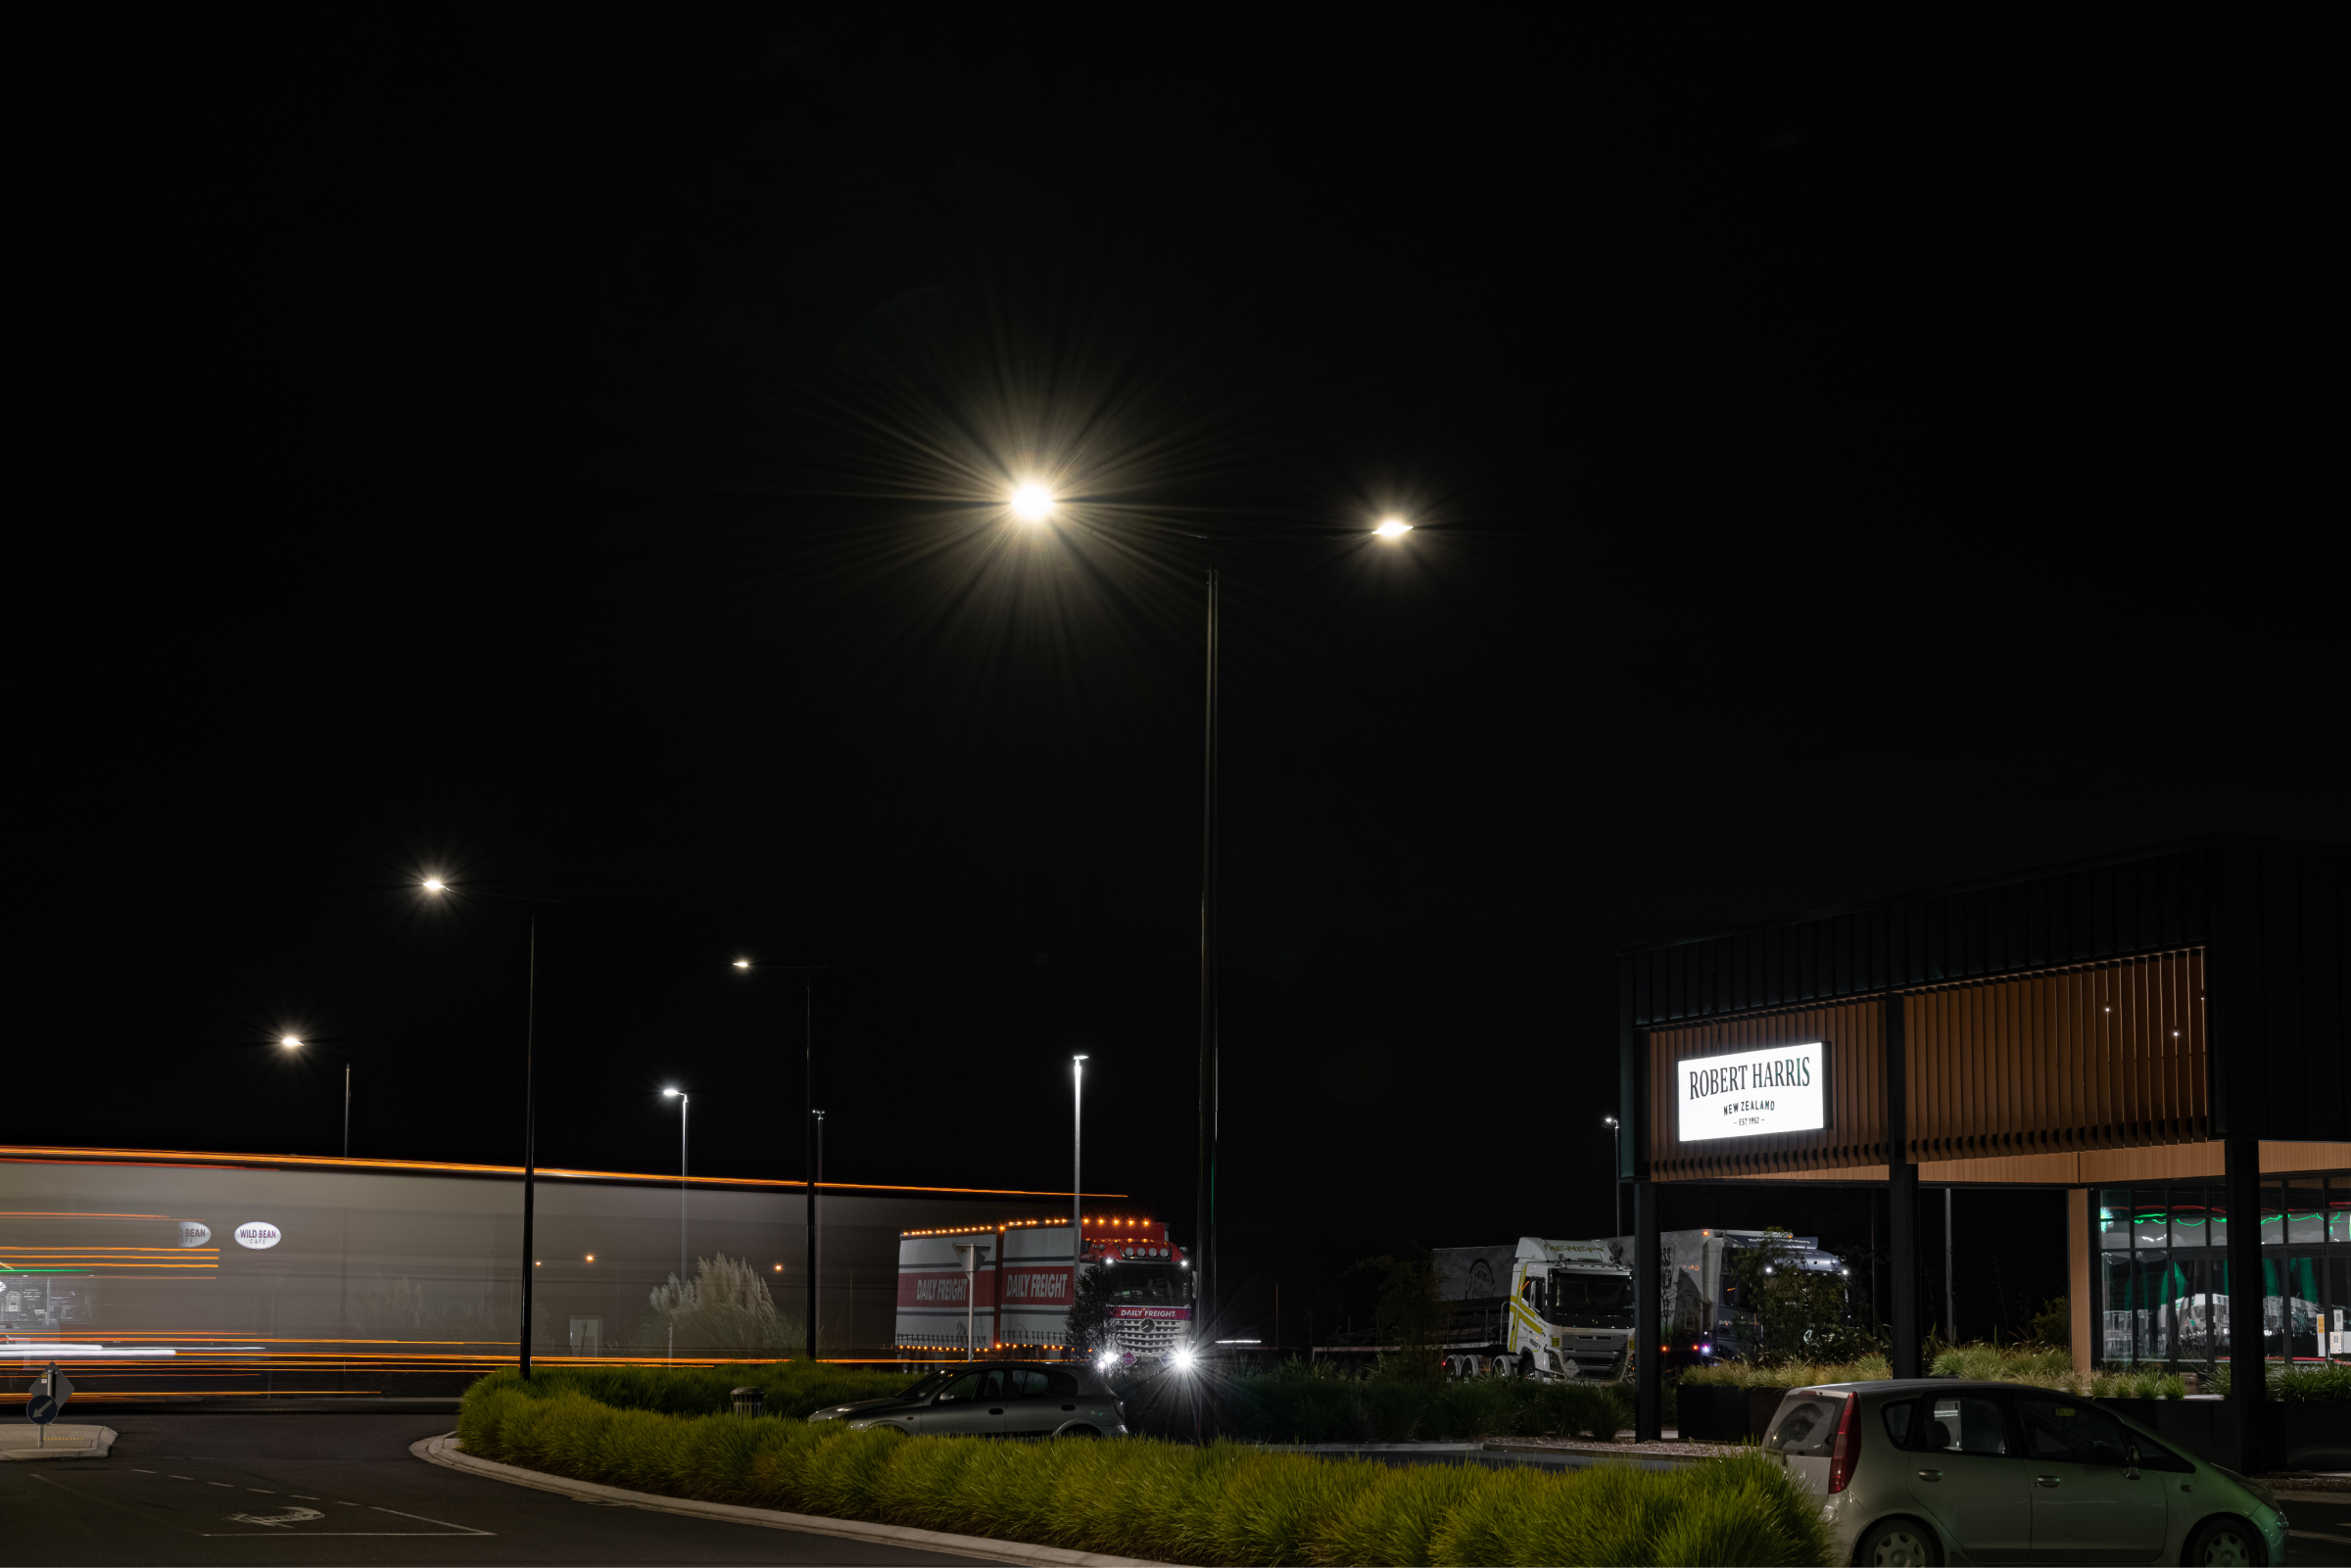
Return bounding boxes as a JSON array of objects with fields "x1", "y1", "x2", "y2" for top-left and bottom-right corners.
[
  {"x1": 1763, "y1": 1392, "x2": 1847, "y2": 1457},
  {"x1": 1884, "y1": 1395, "x2": 2008, "y2": 1454}
]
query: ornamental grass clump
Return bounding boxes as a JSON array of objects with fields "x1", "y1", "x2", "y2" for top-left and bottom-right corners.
[
  {"x1": 1225, "y1": 1357, "x2": 1632, "y2": 1444},
  {"x1": 457, "y1": 1376, "x2": 1833, "y2": 1565},
  {"x1": 465, "y1": 1359, "x2": 911, "y2": 1420},
  {"x1": 1680, "y1": 1354, "x2": 1891, "y2": 1390}
]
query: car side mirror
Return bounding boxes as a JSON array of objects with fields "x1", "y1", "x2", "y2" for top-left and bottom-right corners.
[{"x1": 2124, "y1": 1444, "x2": 2141, "y2": 1480}]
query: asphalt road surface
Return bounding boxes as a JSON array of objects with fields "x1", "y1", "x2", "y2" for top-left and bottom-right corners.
[
  {"x1": 0, "y1": 1413, "x2": 993, "y2": 1566},
  {"x1": 7, "y1": 1412, "x2": 2345, "y2": 1566},
  {"x1": 2286, "y1": 1490, "x2": 2351, "y2": 1568}
]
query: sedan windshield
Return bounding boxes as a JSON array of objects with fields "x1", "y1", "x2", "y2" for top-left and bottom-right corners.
[{"x1": 894, "y1": 1370, "x2": 955, "y2": 1401}]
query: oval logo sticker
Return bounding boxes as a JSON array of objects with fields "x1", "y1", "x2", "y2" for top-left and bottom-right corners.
[
  {"x1": 233, "y1": 1221, "x2": 282, "y2": 1251},
  {"x1": 178, "y1": 1221, "x2": 214, "y2": 1248}
]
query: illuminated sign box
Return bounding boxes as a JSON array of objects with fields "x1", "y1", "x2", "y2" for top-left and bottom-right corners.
[{"x1": 1677, "y1": 1042, "x2": 1827, "y2": 1142}]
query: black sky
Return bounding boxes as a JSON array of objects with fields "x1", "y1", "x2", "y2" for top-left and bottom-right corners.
[{"x1": 24, "y1": 16, "x2": 2341, "y2": 1339}]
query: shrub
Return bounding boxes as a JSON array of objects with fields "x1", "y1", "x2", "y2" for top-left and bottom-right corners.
[
  {"x1": 646, "y1": 1253, "x2": 803, "y2": 1353},
  {"x1": 457, "y1": 1377, "x2": 1834, "y2": 1565},
  {"x1": 1681, "y1": 1354, "x2": 1890, "y2": 1390},
  {"x1": 1223, "y1": 1358, "x2": 1631, "y2": 1445},
  {"x1": 466, "y1": 1359, "x2": 914, "y2": 1421}
]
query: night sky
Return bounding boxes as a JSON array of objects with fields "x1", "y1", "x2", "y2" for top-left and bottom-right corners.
[{"x1": 27, "y1": 18, "x2": 2338, "y2": 1341}]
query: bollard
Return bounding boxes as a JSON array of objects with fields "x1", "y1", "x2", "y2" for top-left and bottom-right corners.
[{"x1": 732, "y1": 1386, "x2": 764, "y2": 1417}]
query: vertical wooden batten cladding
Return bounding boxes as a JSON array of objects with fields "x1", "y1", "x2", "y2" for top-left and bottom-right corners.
[
  {"x1": 1902, "y1": 949, "x2": 2207, "y2": 1163},
  {"x1": 1648, "y1": 1000, "x2": 1884, "y2": 1180}
]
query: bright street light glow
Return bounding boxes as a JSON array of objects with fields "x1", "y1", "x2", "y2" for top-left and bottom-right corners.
[
  {"x1": 1010, "y1": 483, "x2": 1056, "y2": 523},
  {"x1": 280, "y1": 1036, "x2": 303, "y2": 1048},
  {"x1": 421, "y1": 879, "x2": 446, "y2": 892},
  {"x1": 662, "y1": 1088, "x2": 682, "y2": 1098},
  {"x1": 1373, "y1": 517, "x2": 1412, "y2": 539}
]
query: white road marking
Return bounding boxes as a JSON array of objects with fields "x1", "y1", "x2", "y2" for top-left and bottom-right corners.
[
  {"x1": 131, "y1": 1468, "x2": 155, "y2": 1473},
  {"x1": 247, "y1": 1488, "x2": 274, "y2": 1494},
  {"x1": 169, "y1": 1474, "x2": 191, "y2": 1480},
  {"x1": 207, "y1": 1481, "x2": 232, "y2": 1488},
  {"x1": 225, "y1": 1506, "x2": 325, "y2": 1528},
  {"x1": 288, "y1": 1494, "x2": 317, "y2": 1498}
]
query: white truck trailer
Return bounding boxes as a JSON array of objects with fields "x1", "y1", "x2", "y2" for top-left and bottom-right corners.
[
  {"x1": 894, "y1": 1214, "x2": 1191, "y2": 1364},
  {"x1": 1432, "y1": 1237, "x2": 1634, "y2": 1381}
]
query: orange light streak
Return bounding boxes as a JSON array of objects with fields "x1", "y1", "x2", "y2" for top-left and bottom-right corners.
[{"x1": 0, "y1": 1145, "x2": 1127, "y2": 1199}]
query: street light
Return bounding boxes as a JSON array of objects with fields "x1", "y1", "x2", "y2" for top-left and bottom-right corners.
[
  {"x1": 1002, "y1": 502, "x2": 1415, "y2": 1338},
  {"x1": 1604, "y1": 1115, "x2": 1622, "y2": 1237},
  {"x1": 278, "y1": 1036, "x2": 355, "y2": 1159},
  {"x1": 1010, "y1": 482, "x2": 1055, "y2": 523},
  {"x1": 420, "y1": 876, "x2": 562, "y2": 1379},
  {"x1": 1072, "y1": 1054, "x2": 1088, "y2": 1323},
  {"x1": 733, "y1": 959, "x2": 829, "y2": 1362},
  {"x1": 661, "y1": 1088, "x2": 689, "y2": 1284}
]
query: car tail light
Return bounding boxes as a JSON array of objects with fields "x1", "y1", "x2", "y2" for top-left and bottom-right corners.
[{"x1": 1827, "y1": 1395, "x2": 1860, "y2": 1494}]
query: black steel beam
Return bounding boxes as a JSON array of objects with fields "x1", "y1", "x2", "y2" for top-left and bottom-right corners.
[
  {"x1": 2224, "y1": 1136, "x2": 2265, "y2": 1472},
  {"x1": 1634, "y1": 1177, "x2": 1661, "y2": 1442},
  {"x1": 1886, "y1": 991, "x2": 1921, "y2": 1379}
]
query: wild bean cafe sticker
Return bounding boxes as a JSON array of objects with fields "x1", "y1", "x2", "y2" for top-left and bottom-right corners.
[{"x1": 1677, "y1": 1042, "x2": 1827, "y2": 1142}]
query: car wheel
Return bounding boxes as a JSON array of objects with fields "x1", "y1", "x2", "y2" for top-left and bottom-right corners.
[
  {"x1": 1854, "y1": 1517, "x2": 1943, "y2": 1567},
  {"x1": 2183, "y1": 1517, "x2": 2266, "y2": 1566},
  {"x1": 1056, "y1": 1425, "x2": 1101, "y2": 1439}
]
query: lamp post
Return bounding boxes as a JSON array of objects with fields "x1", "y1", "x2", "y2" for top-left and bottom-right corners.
[
  {"x1": 733, "y1": 960, "x2": 829, "y2": 1362},
  {"x1": 1072, "y1": 1054, "x2": 1088, "y2": 1337},
  {"x1": 421, "y1": 878, "x2": 562, "y2": 1379},
  {"x1": 661, "y1": 1089, "x2": 689, "y2": 1284},
  {"x1": 1009, "y1": 489, "x2": 1414, "y2": 1336},
  {"x1": 278, "y1": 1037, "x2": 354, "y2": 1158},
  {"x1": 812, "y1": 1108, "x2": 826, "y2": 1354},
  {"x1": 952, "y1": 1239, "x2": 990, "y2": 1360},
  {"x1": 1604, "y1": 1116, "x2": 1622, "y2": 1237}
]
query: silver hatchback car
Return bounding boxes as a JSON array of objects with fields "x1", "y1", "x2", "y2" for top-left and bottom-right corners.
[{"x1": 1761, "y1": 1379, "x2": 2288, "y2": 1566}]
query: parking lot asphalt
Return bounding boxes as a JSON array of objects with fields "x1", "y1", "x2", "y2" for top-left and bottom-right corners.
[
  {"x1": 0, "y1": 1413, "x2": 992, "y2": 1566},
  {"x1": 2284, "y1": 1489, "x2": 2351, "y2": 1568}
]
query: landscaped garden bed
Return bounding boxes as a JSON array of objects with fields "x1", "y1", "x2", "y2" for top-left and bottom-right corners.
[{"x1": 457, "y1": 1367, "x2": 1831, "y2": 1565}]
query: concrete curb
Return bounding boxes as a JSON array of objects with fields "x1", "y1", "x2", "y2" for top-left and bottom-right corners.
[
  {"x1": 1, "y1": 1425, "x2": 118, "y2": 1461},
  {"x1": 412, "y1": 1434, "x2": 1166, "y2": 1567}
]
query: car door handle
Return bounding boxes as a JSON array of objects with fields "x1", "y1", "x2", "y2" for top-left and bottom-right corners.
[
  {"x1": 988, "y1": 1407, "x2": 1005, "y2": 1415},
  {"x1": 1916, "y1": 1470, "x2": 1943, "y2": 1482},
  {"x1": 1061, "y1": 1404, "x2": 1077, "y2": 1411},
  {"x1": 2034, "y1": 1476, "x2": 2061, "y2": 1488}
]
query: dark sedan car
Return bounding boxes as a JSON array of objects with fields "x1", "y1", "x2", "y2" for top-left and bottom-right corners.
[{"x1": 805, "y1": 1360, "x2": 1128, "y2": 1439}]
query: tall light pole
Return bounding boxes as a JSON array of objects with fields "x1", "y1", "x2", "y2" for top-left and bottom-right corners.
[
  {"x1": 734, "y1": 959, "x2": 828, "y2": 1362},
  {"x1": 1072, "y1": 1054, "x2": 1088, "y2": 1326},
  {"x1": 661, "y1": 1089, "x2": 689, "y2": 1284},
  {"x1": 278, "y1": 1036, "x2": 353, "y2": 1158},
  {"x1": 1605, "y1": 1115, "x2": 1622, "y2": 1237},
  {"x1": 422, "y1": 878, "x2": 561, "y2": 1379},
  {"x1": 812, "y1": 1108, "x2": 827, "y2": 1354},
  {"x1": 1012, "y1": 491, "x2": 1415, "y2": 1341},
  {"x1": 1198, "y1": 566, "x2": 1220, "y2": 1334}
]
